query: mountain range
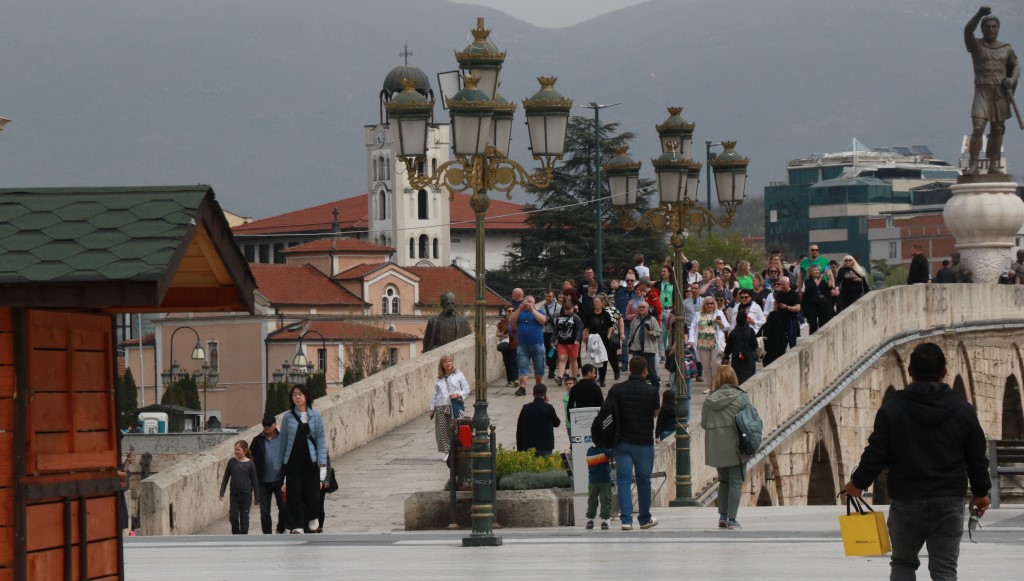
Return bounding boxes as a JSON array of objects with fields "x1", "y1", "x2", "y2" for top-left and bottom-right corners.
[{"x1": 1, "y1": 0, "x2": 1022, "y2": 218}]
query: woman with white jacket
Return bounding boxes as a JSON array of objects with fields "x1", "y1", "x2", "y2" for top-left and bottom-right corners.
[
  {"x1": 688, "y1": 296, "x2": 731, "y2": 390},
  {"x1": 428, "y1": 355, "x2": 471, "y2": 455}
]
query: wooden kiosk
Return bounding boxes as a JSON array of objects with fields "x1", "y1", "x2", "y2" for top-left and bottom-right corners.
[{"x1": 0, "y1": 186, "x2": 254, "y2": 580}]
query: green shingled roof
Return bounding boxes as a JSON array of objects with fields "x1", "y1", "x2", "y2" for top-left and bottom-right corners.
[{"x1": 0, "y1": 186, "x2": 209, "y2": 284}]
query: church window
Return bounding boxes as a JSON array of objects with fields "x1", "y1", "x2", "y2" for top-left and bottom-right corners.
[
  {"x1": 378, "y1": 191, "x2": 387, "y2": 220},
  {"x1": 433, "y1": 237, "x2": 439, "y2": 259},
  {"x1": 418, "y1": 189, "x2": 428, "y2": 220},
  {"x1": 419, "y1": 234, "x2": 429, "y2": 258},
  {"x1": 409, "y1": 238, "x2": 416, "y2": 259},
  {"x1": 382, "y1": 286, "x2": 399, "y2": 315},
  {"x1": 385, "y1": 156, "x2": 391, "y2": 180},
  {"x1": 432, "y1": 158, "x2": 438, "y2": 176}
]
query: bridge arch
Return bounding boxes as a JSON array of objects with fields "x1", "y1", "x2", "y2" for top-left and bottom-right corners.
[
  {"x1": 891, "y1": 350, "x2": 908, "y2": 389},
  {"x1": 871, "y1": 385, "x2": 899, "y2": 504},
  {"x1": 953, "y1": 375, "x2": 968, "y2": 402},
  {"x1": 955, "y1": 342, "x2": 978, "y2": 408},
  {"x1": 1003, "y1": 375, "x2": 1024, "y2": 440},
  {"x1": 806, "y1": 406, "x2": 844, "y2": 505}
]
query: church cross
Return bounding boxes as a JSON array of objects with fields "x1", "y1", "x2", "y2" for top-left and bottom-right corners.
[{"x1": 400, "y1": 43, "x2": 413, "y2": 65}]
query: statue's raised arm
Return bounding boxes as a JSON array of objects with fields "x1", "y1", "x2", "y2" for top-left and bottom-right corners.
[{"x1": 965, "y1": 6, "x2": 1020, "y2": 175}]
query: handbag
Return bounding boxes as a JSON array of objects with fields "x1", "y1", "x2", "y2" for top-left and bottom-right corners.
[
  {"x1": 496, "y1": 338, "x2": 511, "y2": 352},
  {"x1": 325, "y1": 465, "x2": 339, "y2": 494},
  {"x1": 838, "y1": 495, "x2": 891, "y2": 557}
]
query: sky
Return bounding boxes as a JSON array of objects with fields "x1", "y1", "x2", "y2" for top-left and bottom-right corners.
[{"x1": 450, "y1": 0, "x2": 649, "y2": 28}]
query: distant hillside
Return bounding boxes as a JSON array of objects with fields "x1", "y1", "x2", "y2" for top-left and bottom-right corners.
[{"x1": 1, "y1": 0, "x2": 1022, "y2": 218}]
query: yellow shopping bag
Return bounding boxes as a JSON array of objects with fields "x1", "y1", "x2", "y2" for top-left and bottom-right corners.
[{"x1": 839, "y1": 495, "x2": 891, "y2": 557}]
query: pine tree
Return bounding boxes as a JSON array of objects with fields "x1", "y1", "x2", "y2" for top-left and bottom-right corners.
[
  {"x1": 306, "y1": 372, "x2": 327, "y2": 401},
  {"x1": 119, "y1": 368, "x2": 139, "y2": 429},
  {"x1": 489, "y1": 116, "x2": 666, "y2": 296},
  {"x1": 179, "y1": 374, "x2": 201, "y2": 410}
]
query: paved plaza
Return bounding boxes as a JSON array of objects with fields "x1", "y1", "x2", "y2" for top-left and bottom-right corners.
[
  {"x1": 199, "y1": 367, "x2": 702, "y2": 535},
  {"x1": 129, "y1": 505, "x2": 1024, "y2": 580}
]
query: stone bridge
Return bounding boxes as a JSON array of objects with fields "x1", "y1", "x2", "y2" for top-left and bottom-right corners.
[
  {"x1": 139, "y1": 285, "x2": 1024, "y2": 534},
  {"x1": 710, "y1": 284, "x2": 1024, "y2": 509}
]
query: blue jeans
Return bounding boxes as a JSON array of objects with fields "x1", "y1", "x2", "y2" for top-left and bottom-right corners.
[
  {"x1": 517, "y1": 343, "x2": 546, "y2": 379},
  {"x1": 888, "y1": 496, "x2": 964, "y2": 581},
  {"x1": 613, "y1": 441, "x2": 655, "y2": 526}
]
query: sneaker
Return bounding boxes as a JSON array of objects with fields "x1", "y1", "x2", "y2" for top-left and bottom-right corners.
[
  {"x1": 547, "y1": 373, "x2": 555, "y2": 379},
  {"x1": 640, "y1": 516, "x2": 659, "y2": 529},
  {"x1": 601, "y1": 520, "x2": 609, "y2": 530},
  {"x1": 598, "y1": 381, "x2": 606, "y2": 388},
  {"x1": 621, "y1": 524, "x2": 633, "y2": 531},
  {"x1": 613, "y1": 371, "x2": 620, "y2": 380},
  {"x1": 554, "y1": 376, "x2": 562, "y2": 386},
  {"x1": 515, "y1": 387, "x2": 526, "y2": 396},
  {"x1": 585, "y1": 520, "x2": 594, "y2": 530},
  {"x1": 506, "y1": 381, "x2": 514, "y2": 388},
  {"x1": 702, "y1": 389, "x2": 710, "y2": 395},
  {"x1": 718, "y1": 516, "x2": 727, "y2": 529},
  {"x1": 289, "y1": 529, "x2": 304, "y2": 535},
  {"x1": 309, "y1": 518, "x2": 320, "y2": 531},
  {"x1": 727, "y1": 518, "x2": 741, "y2": 530}
]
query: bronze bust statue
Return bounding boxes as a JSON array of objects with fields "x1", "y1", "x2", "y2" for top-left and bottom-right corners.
[
  {"x1": 965, "y1": 6, "x2": 1020, "y2": 174},
  {"x1": 422, "y1": 291, "x2": 472, "y2": 352}
]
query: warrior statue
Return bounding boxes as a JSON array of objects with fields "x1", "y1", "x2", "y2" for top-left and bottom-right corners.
[
  {"x1": 422, "y1": 291, "x2": 472, "y2": 352},
  {"x1": 965, "y1": 6, "x2": 1020, "y2": 174}
]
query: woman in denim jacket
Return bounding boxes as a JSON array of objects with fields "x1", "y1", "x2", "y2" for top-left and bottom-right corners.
[{"x1": 274, "y1": 384, "x2": 328, "y2": 534}]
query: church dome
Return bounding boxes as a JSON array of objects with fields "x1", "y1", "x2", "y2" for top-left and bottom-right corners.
[{"x1": 383, "y1": 65, "x2": 431, "y2": 97}]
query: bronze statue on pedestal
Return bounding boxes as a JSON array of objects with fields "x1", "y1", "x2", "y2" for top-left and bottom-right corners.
[
  {"x1": 423, "y1": 291, "x2": 472, "y2": 352},
  {"x1": 965, "y1": 6, "x2": 1020, "y2": 175}
]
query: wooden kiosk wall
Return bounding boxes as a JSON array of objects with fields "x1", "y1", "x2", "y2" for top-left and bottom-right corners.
[{"x1": 1, "y1": 308, "x2": 122, "y2": 580}]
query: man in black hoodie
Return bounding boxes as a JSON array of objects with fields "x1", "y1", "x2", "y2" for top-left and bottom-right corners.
[{"x1": 845, "y1": 343, "x2": 990, "y2": 580}]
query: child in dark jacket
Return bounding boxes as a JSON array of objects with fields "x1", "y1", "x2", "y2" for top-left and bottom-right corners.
[
  {"x1": 220, "y1": 440, "x2": 260, "y2": 534},
  {"x1": 585, "y1": 445, "x2": 613, "y2": 530}
]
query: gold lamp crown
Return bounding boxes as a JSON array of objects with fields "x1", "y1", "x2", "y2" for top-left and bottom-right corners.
[
  {"x1": 721, "y1": 140, "x2": 737, "y2": 150},
  {"x1": 471, "y1": 17, "x2": 491, "y2": 42},
  {"x1": 462, "y1": 74, "x2": 481, "y2": 90},
  {"x1": 399, "y1": 78, "x2": 419, "y2": 91},
  {"x1": 537, "y1": 76, "x2": 558, "y2": 90},
  {"x1": 667, "y1": 106, "x2": 683, "y2": 116}
]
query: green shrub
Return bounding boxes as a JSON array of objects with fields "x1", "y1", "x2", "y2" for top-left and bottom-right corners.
[
  {"x1": 495, "y1": 445, "x2": 564, "y2": 481},
  {"x1": 498, "y1": 470, "x2": 572, "y2": 490}
]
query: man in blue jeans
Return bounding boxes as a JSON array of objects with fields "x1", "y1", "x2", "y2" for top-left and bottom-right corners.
[
  {"x1": 513, "y1": 294, "x2": 548, "y2": 396},
  {"x1": 845, "y1": 343, "x2": 990, "y2": 580},
  {"x1": 603, "y1": 356, "x2": 660, "y2": 530}
]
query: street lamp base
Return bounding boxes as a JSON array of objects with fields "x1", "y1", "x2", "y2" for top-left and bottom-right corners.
[
  {"x1": 668, "y1": 498, "x2": 703, "y2": 508},
  {"x1": 462, "y1": 533, "x2": 503, "y2": 547}
]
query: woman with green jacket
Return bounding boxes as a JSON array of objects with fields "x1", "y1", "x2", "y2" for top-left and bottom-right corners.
[{"x1": 701, "y1": 366, "x2": 748, "y2": 530}]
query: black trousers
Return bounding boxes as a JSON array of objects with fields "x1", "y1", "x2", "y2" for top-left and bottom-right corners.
[
  {"x1": 283, "y1": 460, "x2": 320, "y2": 532},
  {"x1": 257, "y1": 480, "x2": 285, "y2": 534},
  {"x1": 229, "y1": 492, "x2": 253, "y2": 534},
  {"x1": 500, "y1": 348, "x2": 518, "y2": 382}
]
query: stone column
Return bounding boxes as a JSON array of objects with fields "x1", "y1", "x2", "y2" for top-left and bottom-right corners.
[{"x1": 943, "y1": 179, "x2": 1024, "y2": 283}]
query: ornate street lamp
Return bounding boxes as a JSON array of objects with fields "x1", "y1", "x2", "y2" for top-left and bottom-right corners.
[
  {"x1": 656, "y1": 106, "x2": 695, "y2": 158},
  {"x1": 160, "y1": 326, "x2": 206, "y2": 402},
  {"x1": 607, "y1": 108, "x2": 749, "y2": 507},
  {"x1": 160, "y1": 326, "x2": 218, "y2": 429},
  {"x1": 292, "y1": 329, "x2": 328, "y2": 386},
  {"x1": 388, "y1": 17, "x2": 571, "y2": 547}
]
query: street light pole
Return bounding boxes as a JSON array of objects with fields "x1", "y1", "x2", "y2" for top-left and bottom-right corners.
[
  {"x1": 386, "y1": 17, "x2": 570, "y2": 547},
  {"x1": 580, "y1": 102, "x2": 621, "y2": 284},
  {"x1": 606, "y1": 112, "x2": 749, "y2": 506}
]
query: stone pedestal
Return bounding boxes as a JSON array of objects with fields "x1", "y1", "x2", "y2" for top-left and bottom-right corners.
[{"x1": 943, "y1": 179, "x2": 1024, "y2": 283}]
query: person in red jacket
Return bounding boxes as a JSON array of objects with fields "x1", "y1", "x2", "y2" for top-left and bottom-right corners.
[{"x1": 636, "y1": 277, "x2": 662, "y2": 321}]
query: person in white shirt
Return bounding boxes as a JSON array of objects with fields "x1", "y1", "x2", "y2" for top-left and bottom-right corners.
[{"x1": 729, "y1": 289, "x2": 764, "y2": 333}]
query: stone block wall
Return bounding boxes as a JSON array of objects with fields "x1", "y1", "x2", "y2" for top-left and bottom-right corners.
[{"x1": 138, "y1": 333, "x2": 504, "y2": 536}]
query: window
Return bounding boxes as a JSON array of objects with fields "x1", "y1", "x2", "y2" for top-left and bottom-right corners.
[
  {"x1": 373, "y1": 158, "x2": 378, "y2": 182},
  {"x1": 258, "y1": 244, "x2": 269, "y2": 263},
  {"x1": 378, "y1": 190, "x2": 387, "y2": 220},
  {"x1": 409, "y1": 238, "x2": 416, "y2": 259},
  {"x1": 383, "y1": 286, "x2": 399, "y2": 314},
  {"x1": 885, "y1": 216, "x2": 894, "y2": 228},
  {"x1": 389, "y1": 348, "x2": 399, "y2": 367},
  {"x1": 385, "y1": 156, "x2": 391, "y2": 180},
  {"x1": 317, "y1": 348, "x2": 326, "y2": 371},
  {"x1": 206, "y1": 340, "x2": 220, "y2": 374},
  {"x1": 432, "y1": 158, "x2": 438, "y2": 176},
  {"x1": 273, "y1": 243, "x2": 285, "y2": 264},
  {"x1": 433, "y1": 237, "x2": 439, "y2": 259},
  {"x1": 418, "y1": 189, "x2": 428, "y2": 220},
  {"x1": 889, "y1": 241, "x2": 898, "y2": 260},
  {"x1": 419, "y1": 234, "x2": 429, "y2": 258},
  {"x1": 243, "y1": 245, "x2": 255, "y2": 262}
]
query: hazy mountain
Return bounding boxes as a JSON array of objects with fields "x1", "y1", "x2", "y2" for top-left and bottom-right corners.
[{"x1": 1, "y1": 0, "x2": 1022, "y2": 218}]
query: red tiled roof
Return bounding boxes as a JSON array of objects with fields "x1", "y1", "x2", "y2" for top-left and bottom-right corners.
[
  {"x1": 120, "y1": 334, "x2": 155, "y2": 348},
  {"x1": 250, "y1": 263, "x2": 365, "y2": 306},
  {"x1": 449, "y1": 193, "x2": 530, "y2": 231},
  {"x1": 404, "y1": 265, "x2": 508, "y2": 307},
  {"x1": 232, "y1": 196, "x2": 368, "y2": 235},
  {"x1": 282, "y1": 238, "x2": 394, "y2": 254},
  {"x1": 231, "y1": 193, "x2": 527, "y2": 236},
  {"x1": 268, "y1": 320, "x2": 417, "y2": 342},
  {"x1": 334, "y1": 263, "x2": 389, "y2": 281}
]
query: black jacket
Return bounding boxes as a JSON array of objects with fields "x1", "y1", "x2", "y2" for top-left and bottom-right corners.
[
  {"x1": 516, "y1": 397, "x2": 561, "y2": 452},
  {"x1": 250, "y1": 429, "x2": 282, "y2": 483},
  {"x1": 850, "y1": 382, "x2": 990, "y2": 499},
  {"x1": 568, "y1": 379, "x2": 604, "y2": 409},
  {"x1": 603, "y1": 375, "x2": 660, "y2": 446}
]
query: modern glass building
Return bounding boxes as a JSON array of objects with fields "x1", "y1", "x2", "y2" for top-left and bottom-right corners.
[{"x1": 764, "y1": 141, "x2": 959, "y2": 266}]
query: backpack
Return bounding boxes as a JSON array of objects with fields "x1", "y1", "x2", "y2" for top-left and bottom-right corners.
[
  {"x1": 591, "y1": 397, "x2": 619, "y2": 449},
  {"x1": 734, "y1": 394, "x2": 763, "y2": 456}
]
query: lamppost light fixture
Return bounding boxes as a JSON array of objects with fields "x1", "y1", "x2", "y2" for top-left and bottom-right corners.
[
  {"x1": 522, "y1": 77, "x2": 572, "y2": 162},
  {"x1": 272, "y1": 370, "x2": 283, "y2": 384},
  {"x1": 454, "y1": 17, "x2": 506, "y2": 101},
  {"x1": 447, "y1": 74, "x2": 495, "y2": 157},
  {"x1": 293, "y1": 350, "x2": 308, "y2": 369},
  {"x1": 384, "y1": 78, "x2": 434, "y2": 162},
  {"x1": 190, "y1": 341, "x2": 206, "y2": 360},
  {"x1": 605, "y1": 146, "x2": 642, "y2": 207},
  {"x1": 711, "y1": 141, "x2": 749, "y2": 209},
  {"x1": 651, "y1": 142, "x2": 695, "y2": 205},
  {"x1": 490, "y1": 92, "x2": 516, "y2": 156},
  {"x1": 655, "y1": 106, "x2": 695, "y2": 158}
]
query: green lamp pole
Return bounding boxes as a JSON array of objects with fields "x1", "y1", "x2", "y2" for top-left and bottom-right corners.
[
  {"x1": 606, "y1": 109, "x2": 749, "y2": 506},
  {"x1": 387, "y1": 17, "x2": 571, "y2": 547},
  {"x1": 580, "y1": 102, "x2": 621, "y2": 284}
]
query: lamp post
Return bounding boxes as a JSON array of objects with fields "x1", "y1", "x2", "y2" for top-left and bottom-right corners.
[
  {"x1": 160, "y1": 326, "x2": 206, "y2": 401},
  {"x1": 605, "y1": 110, "x2": 749, "y2": 507},
  {"x1": 159, "y1": 326, "x2": 218, "y2": 428},
  {"x1": 580, "y1": 102, "x2": 621, "y2": 284},
  {"x1": 386, "y1": 17, "x2": 570, "y2": 547},
  {"x1": 292, "y1": 330, "x2": 328, "y2": 388}
]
